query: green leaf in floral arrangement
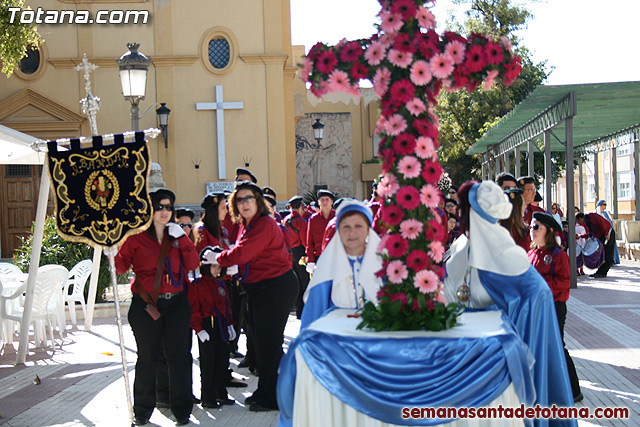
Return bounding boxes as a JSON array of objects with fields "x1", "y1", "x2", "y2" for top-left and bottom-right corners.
[
  {"x1": 423, "y1": 317, "x2": 444, "y2": 332},
  {"x1": 417, "y1": 293, "x2": 428, "y2": 312},
  {"x1": 389, "y1": 299, "x2": 402, "y2": 316},
  {"x1": 445, "y1": 312, "x2": 458, "y2": 329}
]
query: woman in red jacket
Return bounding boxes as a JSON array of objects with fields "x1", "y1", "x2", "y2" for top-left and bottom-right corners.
[
  {"x1": 202, "y1": 181, "x2": 298, "y2": 412},
  {"x1": 529, "y1": 212, "x2": 583, "y2": 403},
  {"x1": 115, "y1": 189, "x2": 199, "y2": 426}
]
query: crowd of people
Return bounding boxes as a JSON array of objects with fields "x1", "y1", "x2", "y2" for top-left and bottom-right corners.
[{"x1": 113, "y1": 164, "x2": 620, "y2": 424}]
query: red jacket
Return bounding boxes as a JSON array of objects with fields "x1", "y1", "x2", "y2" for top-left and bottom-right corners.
[
  {"x1": 217, "y1": 213, "x2": 292, "y2": 283},
  {"x1": 283, "y1": 211, "x2": 308, "y2": 249},
  {"x1": 305, "y1": 209, "x2": 335, "y2": 262},
  {"x1": 188, "y1": 277, "x2": 233, "y2": 333},
  {"x1": 513, "y1": 230, "x2": 532, "y2": 252},
  {"x1": 321, "y1": 217, "x2": 337, "y2": 251},
  {"x1": 585, "y1": 212, "x2": 612, "y2": 240},
  {"x1": 115, "y1": 230, "x2": 199, "y2": 295},
  {"x1": 528, "y1": 246, "x2": 570, "y2": 302},
  {"x1": 524, "y1": 203, "x2": 545, "y2": 226}
]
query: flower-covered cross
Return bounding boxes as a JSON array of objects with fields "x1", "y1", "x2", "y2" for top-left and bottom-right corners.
[{"x1": 301, "y1": 0, "x2": 521, "y2": 331}]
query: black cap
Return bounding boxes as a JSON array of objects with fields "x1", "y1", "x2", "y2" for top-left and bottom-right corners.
[
  {"x1": 533, "y1": 212, "x2": 560, "y2": 232},
  {"x1": 504, "y1": 187, "x2": 524, "y2": 200},
  {"x1": 264, "y1": 194, "x2": 277, "y2": 207},
  {"x1": 262, "y1": 186, "x2": 277, "y2": 199},
  {"x1": 450, "y1": 185, "x2": 459, "y2": 192},
  {"x1": 444, "y1": 198, "x2": 458, "y2": 206},
  {"x1": 149, "y1": 188, "x2": 176, "y2": 205},
  {"x1": 534, "y1": 191, "x2": 543, "y2": 202},
  {"x1": 201, "y1": 192, "x2": 227, "y2": 209},
  {"x1": 333, "y1": 197, "x2": 349, "y2": 210},
  {"x1": 516, "y1": 176, "x2": 535, "y2": 187},
  {"x1": 234, "y1": 180, "x2": 262, "y2": 195},
  {"x1": 317, "y1": 189, "x2": 335, "y2": 200},
  {"x1": 176, "y1": 208, "x2": 195, "y2": 220},
  {"x1": 288, "y1": 195, "x2": 303, "y2": 204},
  {"x1": 496, "y1": 172, "x2": 517, "y2": 187},
  {"x1": 235, "y1": 168, "x2": 257, "y2": 183}
]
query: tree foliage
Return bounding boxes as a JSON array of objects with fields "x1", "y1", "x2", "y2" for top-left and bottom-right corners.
[
  {"x1": 436, "y1": 0, "x2": 551, "y2": 185},
  {"x1": 0, "y1": 0, "x2": 41, "y2": 77}
]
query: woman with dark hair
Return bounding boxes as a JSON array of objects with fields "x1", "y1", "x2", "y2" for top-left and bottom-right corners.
[
  {"x1": 115, "y1": 189, "x2": 199, "y2": 426},
  {"x1": 201, "y1": 181, "x2": 297, "y2": 412},
  {"x1": 499, "y1": 187, "x2": 531, "y2": 251},
  {"x1": 529, "y1": 212, "x2": 583, "y2": 403}
]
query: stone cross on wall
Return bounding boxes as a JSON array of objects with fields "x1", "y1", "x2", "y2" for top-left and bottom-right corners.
[
  {"x1": 196, "y1": 85, "x2": 244, "y2": 179},
  {"x1": 301, "y1": 0, "x2": 521, "y2": 325}
]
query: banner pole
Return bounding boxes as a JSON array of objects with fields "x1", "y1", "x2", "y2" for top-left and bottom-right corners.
[{"x1": 106, "y1": 247, "x2": 134, "y2": 427}]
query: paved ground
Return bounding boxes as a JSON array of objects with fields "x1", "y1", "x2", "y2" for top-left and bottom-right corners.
[{"x1": 0, "y1": 260, "x2": 638, "y2": 426}]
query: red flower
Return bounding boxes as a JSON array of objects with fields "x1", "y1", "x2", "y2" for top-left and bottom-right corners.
[
  {"x1": 421, "y1": 160, "x2": 443, "y2": 184},
  {"x1": 393, "y1": 33, "x2": 416, "y2": 53},
  {"x1": 390, "y1": 79, "x2": 416, "y2": 104},
  {"x1": 429, "y1": 218, "x2": 446, "y2": 242},
  {"x1": 381, "y1": 204, "x2": 405, "y2": 226},
  {"x1": 316, "y1": 50, "x2": 338, "y2": 74},
  {"x1": 464, "y1": 44, "x2": 487, "y2": 73},
  {"x1": 307, "y1": 42, "x2": 324, "y2": 60},
  {"x1": 340, "y1": 41, "x2": 363, "y2": 62},
  {"x1": 392, "y1": 133, "x2": 417, "y2": 155},
  {"x1": 443, "y1": 31, "x2": 467, "y2": 45},
  {"x1": 413, "y1": 118, "x2": 438, "y2": 139},
  {"x1": 350, "y1": 62, "x2": 369, "y2": 80},
  {"x1": 451, "y1": 68, "x2": 470, "y2": 90},
  {"x1": 390, "y1": 293, "x2": 408, "y2": 306},
  {"x1": 431, "y1": 265, "x2": 445, "y2": 279},
  {"x1": 406, "y1": 249, "x2": 430, "y2": 271},
  {"x1": 386, "y1": 233, "x2": 409, "y2": 257},
  {"x1": 310, "y1": 81, "x2": 328, "y2": 97},
  {"x1": 391, "y1": 0, "x2": 417, "y2": 21},
  {"x1": 396, "y1": 186, "x2": 421, "y2": 210},
  {"x1": 504, "y1": 57, "x2": 522, "y2": 85},
  {"x1": 417, "y1": 39, "x2": 438, "y2": 60},
  {"x1": 485, "y1": 41, "x2": 504, "y2": 65}
]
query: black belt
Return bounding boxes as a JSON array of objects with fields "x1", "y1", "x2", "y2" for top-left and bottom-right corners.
[{"x1": 157, "y1": 292, "x2": 180, "y2": 300}]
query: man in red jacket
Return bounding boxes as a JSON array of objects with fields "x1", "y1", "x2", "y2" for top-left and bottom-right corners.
[
  {"x1": 518, "y1": 176, "x2": 545, "y2": 226},
  {"x1": 305, "y1": 189, "x2": 335, "y2": 274},
  {"x1": 576, "y1": 212, "x2": 615, "y2": 278},
  {"x1": 283, "y1": 195, "x2": 310, "y2": 318}
]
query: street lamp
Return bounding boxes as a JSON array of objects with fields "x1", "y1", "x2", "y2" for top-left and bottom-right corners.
[
  {"x1": 156, "y1": 103, "x2": 171, "y2": 148},
  {"x1": 116, "y1": 43, "x2": 151, "y2": 131},
  {"x1": 312, "y1": 118, "x2": 324, "y2": 147}
]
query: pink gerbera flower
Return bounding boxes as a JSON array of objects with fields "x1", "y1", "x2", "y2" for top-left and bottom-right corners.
[
  {"x1": 388, "y1": 49, "x2": 413, "y2": 69},
  {"x1": 379, "y1": 10, "x2": 403, "y2": 34},
  {"x1": 428, "y1": 241, "x2": 445, "y2": 263},
  {"x1": 415, "y1": 136, "x2": 435, "y2": 159},
  {"x1": 386, "y1": 260, "x2": 409, "y2": 284},
  {"x1": 381, "y1": 204, "x2": 405, "y2": 226},
  {"x1": 406, "y1": 249, "x2": 430, "y2": 271},
  {"x1": 385, "y1": 233, "x2": 410, "y2": 258},
  {"x1": 385, "y1": 114, "x2": 408, "y2": 136},
  {"x1": 414, "y1": 269, "x2": 439, "y2": 294},
  {"x1": 445, "y1": 40, "x2": 466, "y2": 64},
  {"x1": 420, "y1": 184, "x2": 440, "y2": 208},
  {"x1": 316, "y1": 50, "x2": 337, "y2": 74},
  {"x1": 377, "y1": 173, "x2": 400, "y2": 197},
  {"x1": 397, "y1": 155, "x2": 422, "y2": 179},
  {"x1": 416, "y1": 5, "x2": 437, "y2": 29},
  {"x1": 365, "y1": 41, "x2": 386, "y2": 66},
  {"x1": 396, "y1": 186, "x2": 421, "y2": 210},
  {"x1": 392, "y1": 133, "x2": 416, "y2": 155},
  {"x1": 483, "y1": 69, "x2": 499, "y2": 90},
  {"x1": 410, "y1": 60, "x2": 432, "y2": 86},
  {"x1": 390, "y1": 79, "x2": 415, "y2": 103},
  {"x1": 300, "y1": 57, "x2": 313, "y2": 81},
  {"x1": 500, "y1": 36, "x2": 513, "y2": 55},
  {"x1": 429, "y1": 52, "x2": 454, "y2": 79},
  {"x1": 421, "y1": 159, "x2": 443, "y2": 184},
  {"x1": 373, "y1": 67, "x2": 392, "y2": 97},
  {"x1": 399, "y1": 218, "x2": 423, "y2": 240},
  {"x1": 327, "y1": 69, "x2": 350, "y2": 93},
  {"x1": 406, "y1": 97, "x2": 427, "y2": 117}
]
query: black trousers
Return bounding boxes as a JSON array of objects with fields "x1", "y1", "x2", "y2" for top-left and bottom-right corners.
[
  {"x1": 242, "y1": 270, "x2": 298, "y2": 409},
  {"x1": 198, "y1": 316, "x2": 230, "y2": 404},
  {"x1": 128, "y1": 293, "x2": 193, "y2": 420},
  {"x1": 596, "y1": 229, "x2": 616, "y2": 276},
  {"x1": 291, "y1": 245, "x2": 310, "y2": 318},
  {"x1": 227, "y1": 280, "x2": 243, "y2": 353},
  {"x1": 554, "y1": 301, "x2": 581, "y2": 398}
]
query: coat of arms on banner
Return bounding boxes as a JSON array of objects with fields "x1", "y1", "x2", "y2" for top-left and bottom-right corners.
[{"x1": 47, "y1": 132, "x2": 152, "y2": 247}]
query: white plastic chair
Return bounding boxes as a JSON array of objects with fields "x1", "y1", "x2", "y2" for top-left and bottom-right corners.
[
  {"x1": 39, "y1": 265, "x2": 69, "y2": 342},
  {"x1": 64, "y1": 259, "x2": 93, "y2": 326},
  {"x1": 0, "y1": 262, "x2": 22, "y2": 276},
  {"x1": 0, "y1": 266, "x2": 67, "y2": 351},
  {"x1": 0, "y1": 263, "x2": 25, "y2": 343}
]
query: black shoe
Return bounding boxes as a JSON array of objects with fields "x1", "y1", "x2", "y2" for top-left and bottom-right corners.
[
  {"x1": 217, "y1": 397, "x2": 235, "y2": 405},
  {"x1": 202, "y1": 401, "x2": 222, "y2": 409},
  {"x1": 226, "y1": 378, "x2": 248, "y2": 388},
  {"x1": 249, "y1": 366, "x2": 259, "y2": 376},
  {"x1": 574, "y1": 392, "x2": 584, "y2": 403},
  {"x1": 175, "y1": 416, "x2": 190, "y2": 425},
  {"x1": 591, "y1": 273, "x2": 606, "y2": 278},
  {"x1": 192, "y1": 395, "x2": 201, "y2": 404},
  {"x1": 249, "y1": 402, "x2": 278, "y2": 412},
  {"x1": 156, "y1": 401, "x2": 170, "y2": 409},
  {"x1": 230, "y1": 350, "x2": 244, "y2": 359},
  {"x1": 244, "y1": 394, "x2": 256, "y2": 405},
  {"x1": 134, "y1": 416, "x2": 149, "y2": 425},
  {"x1": 238, "y1": 357, "x2": 250, "y2": 368}
]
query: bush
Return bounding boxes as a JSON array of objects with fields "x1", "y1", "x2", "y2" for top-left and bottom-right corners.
[{"x1": 12, "y1": 215, "x2": 129, "y2": 303}]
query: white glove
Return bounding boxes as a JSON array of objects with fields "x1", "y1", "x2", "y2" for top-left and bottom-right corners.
[
  {"x1": 306, "y1": 262, "x2": 316, "y2": 274},
  {"x1": 203, "y1": 251, "x2": 220, "y2": 265},
  {"x1": 227, "y1": 325, "x2": 237, "y2": 341},
  {"x1": 166, "y1": 222, "x2": 186, "y2": 239},
  {"x1": 226, "y1": 265, "x2": 238, "y2": 275},
  {"x1": 197, "y1": 330, "x2": 210, "y2": 343},
  {"x1": 103, "y1": 245, "x2": 118, "y2": 257}
]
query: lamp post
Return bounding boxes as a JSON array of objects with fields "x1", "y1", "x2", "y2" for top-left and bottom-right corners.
[
  {"x1": 311, "y1": 118, "x2": 325, "y2": 187},
  {"x1": 312, "y1": 118, "x2": 324, "y2": 148},
  {"x1": 116, "y1": 43, "x2": 151, "y2": 131},
  {"x1": 156, "y1": 102, "x2": 171, "y2": 148}
]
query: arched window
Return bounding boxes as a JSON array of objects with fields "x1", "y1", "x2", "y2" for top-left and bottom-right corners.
[{"x1": 200, "y1": 27, "x2": 238, "y2": 75}]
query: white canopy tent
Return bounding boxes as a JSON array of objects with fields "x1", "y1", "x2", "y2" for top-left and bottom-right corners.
[{"x1": 0, "y1": 123, "x2": 102, "y2": 364}]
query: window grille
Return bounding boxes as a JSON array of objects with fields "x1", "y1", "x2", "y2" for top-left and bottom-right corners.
[{"x1": 208, "y1": 38, "x2": 230, "y2": 69}]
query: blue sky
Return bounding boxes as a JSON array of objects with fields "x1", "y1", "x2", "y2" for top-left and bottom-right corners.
[{"x1": 290, "y1": 0, "x2": 640, "y2": 86}]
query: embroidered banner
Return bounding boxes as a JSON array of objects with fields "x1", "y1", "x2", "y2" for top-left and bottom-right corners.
[{"x1": 47, "y1": 132, "x2": 152, "y2": 247}]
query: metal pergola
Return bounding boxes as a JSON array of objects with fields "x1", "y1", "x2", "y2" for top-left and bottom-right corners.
[{"x1": 467, "y1": 82, "x2": 640, "y2": 288}]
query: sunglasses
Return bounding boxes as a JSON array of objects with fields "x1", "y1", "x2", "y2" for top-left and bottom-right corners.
[
  {"x1": 532, "y1": 224, "x2": 541, "y2": 230},
  {"x1": 154, "y1": 203, "x2": 173, "y2": 212},
  {"x1": 236, "y1": 195, "x2": 256, "y2": 205},
  {"x1": 179, "y1": 223, "x2": 193, "y2": 229},
  {"x1": 445, "y1": 204, "x2": 455, "y2": 208}
]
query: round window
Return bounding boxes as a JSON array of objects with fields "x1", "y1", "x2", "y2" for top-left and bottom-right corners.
[
  {"x1": 208, "y1": 38, "x2": 230, "y2": 69},
  {"x1": 200, "y1": 27, "x2": 237, "y2": 75},
  {"x1": 20, "y1": 48, "x2": 40, "y2": 74}
]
